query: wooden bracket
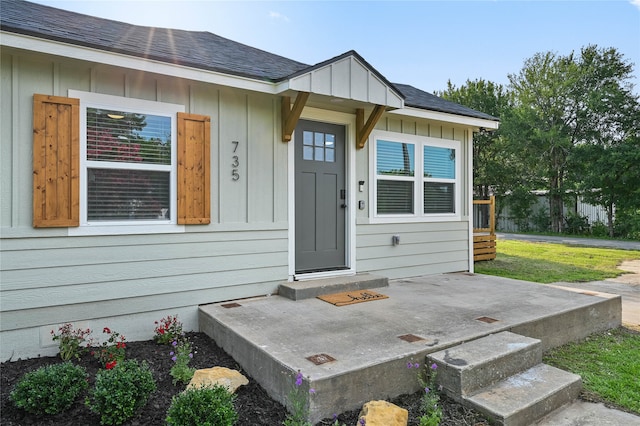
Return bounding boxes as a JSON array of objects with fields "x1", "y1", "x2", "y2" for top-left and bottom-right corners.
[
  {"x1": 356, "y1": 105, "x2": 385, "y2": 149},
  {"x1": 281, "y1": 92, "x2": 310, "y2": 142}
]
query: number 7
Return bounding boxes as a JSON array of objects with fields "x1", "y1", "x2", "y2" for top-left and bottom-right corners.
[{"x1": 232, "y1": 140, "x2": 239, "y2": 153}]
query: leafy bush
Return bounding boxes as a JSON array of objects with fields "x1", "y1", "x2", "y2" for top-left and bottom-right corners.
[
  {"x1": 154, "y1": 314, "x2": 184, "y2": 344},
  {"x1": 590, "y1": 220, "x2": 609, "y2": 237},
  {"x1": 531, "y1": 207, "x2": 550, "y2": 232},
  {"x1": 10, "y1": 362, "x2": 88, "y2": 415},
  {"x1": 51, "y1": 323, "x2": 92, "y2": 361},
  {"x1": 410, "y1": 362, "x2": 443, "y2": 426},
  {"x1": 169, "y1": 339, "x2": 196, "y2": 386},
  {"x1": 564, "y1": 212, "x2": 590, "y2": 235},
  {"x1": 86, "y1": 359, "x2": 156, "y2": 425},
  {"x1": 615, "y1": 208, "x2": 640, "y2": 240},
  {"x1": 89, "y1": 327, "x2": 126, "y2": 369},
  {"x1": 165, "y1": 385, "x2": 238, "y2": 426}
]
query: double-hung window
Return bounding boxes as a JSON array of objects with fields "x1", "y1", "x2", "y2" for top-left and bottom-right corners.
[
  {"x1": 373, "y1": 131, "x2": 460, "y2": 221},
  {"x1": 72, "y1": 91, "x2": 183, "y2": 230},
  {"x1": 33, "y1": 91, "x2": 210, "y2": 233}
]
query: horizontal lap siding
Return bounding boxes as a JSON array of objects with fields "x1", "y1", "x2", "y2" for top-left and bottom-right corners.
[
  {"x1": 1, "y1": 51, "x2": 289, "y2": 358},
  {"x1": 356, "y1": 222, "x2": 469, "y2": 278},
  {"x1": 353, "y1": 116, "x2": 471, "y2": 279},
  {"x1": 1, "y1": 229, "x2": 288, "y2": 330}
]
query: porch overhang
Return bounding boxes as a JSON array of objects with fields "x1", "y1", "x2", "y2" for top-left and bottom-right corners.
[{"x1": 277, "y1": 51, "x2": 404, "y2": 145}]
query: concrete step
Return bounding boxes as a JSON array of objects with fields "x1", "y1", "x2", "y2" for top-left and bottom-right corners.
[
  {"x1": 278, "y1": 273, "x2": 388, "y2": 300},
  {"x1": 428, "y1": 331, "x2": 542, "y2": 397},
  {"x1": 465, "y1": 364, "x2": 582, "y2": 426}
]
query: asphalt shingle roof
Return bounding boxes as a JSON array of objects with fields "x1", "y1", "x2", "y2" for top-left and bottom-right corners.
[
  {"x1": 1, "y1": 0, "x2": 498, "y2": 122},
  {"x1": 0, "y1": 0, "x2": 308, "y2": 81},
  {"x1": 393, "y1": 83, "x2": 498, "y2": 121}
]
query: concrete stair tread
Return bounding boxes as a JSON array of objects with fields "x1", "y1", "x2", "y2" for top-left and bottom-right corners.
[
  {"x1": 428, "y1": 331, "x2": 541, "y2": 396},
  {"x1": 278, "y1": 273, "x2": 388, "y2": 300},
  {"x1": 465, "y1": 364, "x2": 582, "y2": 426}
]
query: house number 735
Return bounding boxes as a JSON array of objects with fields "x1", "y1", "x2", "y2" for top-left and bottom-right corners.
[{"x1": 231, "y1": 140, "x2": 240, "y2": 181}]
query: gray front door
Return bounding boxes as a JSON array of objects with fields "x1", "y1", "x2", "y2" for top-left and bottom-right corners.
[{"x1": 295, "y1": 120, "x2": 346, "y2": 273}]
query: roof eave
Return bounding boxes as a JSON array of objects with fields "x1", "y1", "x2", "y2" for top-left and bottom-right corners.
[
  {"x1": 1, "y1": 30, "x2": 281, "y2": 94},
  {"x1": 388, "y1": 105, "x2": 500, "y2": 129}
]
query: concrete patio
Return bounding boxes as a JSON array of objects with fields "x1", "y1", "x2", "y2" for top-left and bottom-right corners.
[{"x1": 199, "y1": 273, "x2": 622, "y2": 424}]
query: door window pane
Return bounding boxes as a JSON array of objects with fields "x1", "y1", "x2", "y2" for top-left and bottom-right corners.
[{"x1": 303, "y1": 146, "x2": 314, "y2": 160}]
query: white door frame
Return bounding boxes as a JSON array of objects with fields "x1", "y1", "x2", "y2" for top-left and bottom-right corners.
[{"x1": 287, "y1": 107, "x2": 357, "y2": 281}]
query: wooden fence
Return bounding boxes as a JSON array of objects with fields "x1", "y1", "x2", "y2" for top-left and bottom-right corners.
[{"x1": 473, "y1": 196, "x2": 496, "y2": 262}]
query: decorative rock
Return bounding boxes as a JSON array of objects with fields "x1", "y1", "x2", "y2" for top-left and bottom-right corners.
[
  {"x1": 357, "y1": 400, "x2": 408, "y2": 426},
  {"x1": 186, "y1": 366, "x2": 249, "y2": 393}
]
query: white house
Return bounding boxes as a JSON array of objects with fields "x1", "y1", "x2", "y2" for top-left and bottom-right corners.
[{"x1": 0, "y1": 0, "x2": 499, "y2": 360}]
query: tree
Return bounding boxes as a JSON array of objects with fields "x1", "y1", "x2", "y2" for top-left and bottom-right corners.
[
  {"x1": 438, "y1": 79, "x2": 512, "y2": 199},
  {"x1": 573, "y1": 135, "x2": 640, "y2": 236},
  {"x1": 503, "y1": 45, "x2": 637, "y2": 233}
]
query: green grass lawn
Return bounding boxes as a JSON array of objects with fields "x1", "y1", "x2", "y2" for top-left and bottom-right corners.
[
  {"x1": 544, "y1": 328, "x2": 640, "y2": 414},
  {"x1": 475, "y1": 240, "x2": 640, "y2": 414},
  {"x1": 474, "y1": 240, "x2": 640, "y2": 283}
]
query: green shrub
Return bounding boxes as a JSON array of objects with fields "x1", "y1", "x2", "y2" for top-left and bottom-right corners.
[
  {"x1": 86, "y1": 359, "x2": 156, "y2": 425},
  {"x1": 10, "y1": 362, "x2": 88, "y2": 415},
  {"x1": 169, "y1": 339, "x2": 196, "y2": 386},
  {"x1": 615, "y1": 208, "x2": 640, "y2": 240},
  {"x1": 165, "y1": 385, "x2": 238, "y2": 426},
  {"x1": 564, "y1": 212, "x2": 590, "y2": 235},
  {"x1": 590, "y1": 220, "x2": 609, "y2": 237}
]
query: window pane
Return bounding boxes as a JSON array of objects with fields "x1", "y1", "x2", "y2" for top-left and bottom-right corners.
[
  {"x1": 424, "y1": 182, "x2": 455, "y2": 214},
  {"x1": 424, "y1": 146, "x2": 455, "y2": 178},
  {"x1": 303, "y1": 131, "x2": 313, "y2": 146},
  {"x1": 377, "y1": 180, "x2": 414, "y2": 214},
  {"x1": 377, "y1": 140, "x2": 414, "y2": 176},
  {"x1": 325, "y1": 133, "x2": 335, "y2": 147},
  {"x1": 315, "y1": 147, "x2": 324, "y2": 161},
  {"x1": 325, "y1": 148, "x2": 335, "y2": 162},
  {"x1": 87, "y1": 108, "x2": 171, "y2": 165},
  {"x1": 87, "y1": 168, "x2": 170, "y2": 220},
  {"x1": 303, "y1": 146, "x2": 314, "y2": 160},
  {"x1": 314, "y1": 132, "x2": 324, "y2": 147}
]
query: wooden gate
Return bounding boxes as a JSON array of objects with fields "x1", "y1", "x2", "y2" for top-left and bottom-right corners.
[{"x1": 473, "y1": 196, "x2": 496, "y2": 262}]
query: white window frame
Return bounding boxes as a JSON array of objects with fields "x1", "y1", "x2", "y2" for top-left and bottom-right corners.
[
  {"x1": 68, "y1": 90, "x2": 185, "y2": 236},
  {"x1": 370, "y1": 130, "x2": 461, "y2": 223}
]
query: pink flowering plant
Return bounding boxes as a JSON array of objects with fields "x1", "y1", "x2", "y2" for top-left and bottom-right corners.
[
  {"x1": 283, "y1": 370, "x2": 315, "y2": 426},
  {"x1": 169, "y1": 339, "x2": 195, "y2": 385},
  {"x1": 153, "y1": 314, "x2": 183, "y2": 345},
  {"x1": 89, "y1": 327, "x2": 127, "y2": 369},
  {"x1": 408, "y1": 361, "x2": 443, "y2": 426},
  {"x1": 51, "y1": 323, "x2": 92, "y2": 361}
]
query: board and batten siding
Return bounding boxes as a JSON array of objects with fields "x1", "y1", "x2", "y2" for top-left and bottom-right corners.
[
  {"x1": 0, "y1": 50, "x2": 288, "y2": 360},
  {"x1": 353, "y1": 115, "x2": 471, "y2": 278}
]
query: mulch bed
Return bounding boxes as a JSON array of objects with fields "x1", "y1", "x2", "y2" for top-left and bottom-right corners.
[{"x1": 1, "y1": 332, "x2": 489, "y2": 425}]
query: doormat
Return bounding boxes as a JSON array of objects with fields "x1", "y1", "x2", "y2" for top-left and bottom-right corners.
[{"x1": 317, "y1": 289, "x2": 388, "y2": 306}]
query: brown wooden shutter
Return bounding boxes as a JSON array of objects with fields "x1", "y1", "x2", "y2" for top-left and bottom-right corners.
[
  {"x1": 177, "y1": 112, "x2": 211, "y2": 224},
  {"x1": 33, "y1": 94, "x2": 80, "y2": 227}
]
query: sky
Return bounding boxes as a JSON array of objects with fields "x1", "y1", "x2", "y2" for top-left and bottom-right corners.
[{"x1": 30, "y1": 0, "x2": 640, "y2": 95}]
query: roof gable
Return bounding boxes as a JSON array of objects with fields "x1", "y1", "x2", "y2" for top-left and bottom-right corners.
[{"x1": 286, "y1": 51, "x2": 404, "y2": 109}]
